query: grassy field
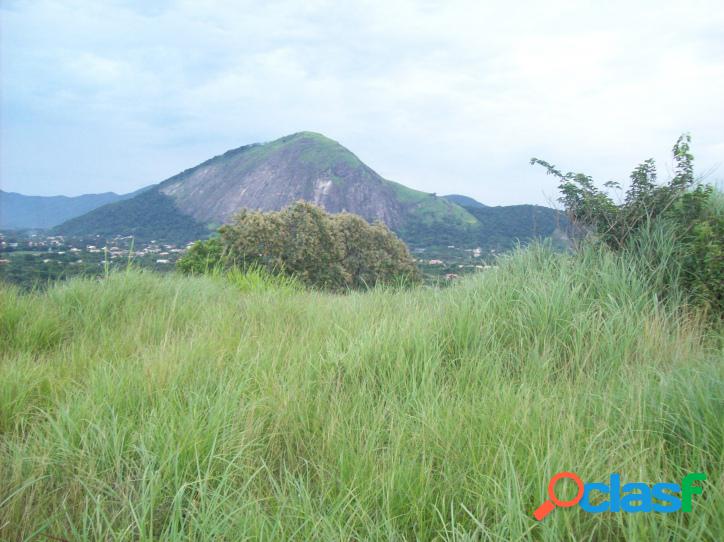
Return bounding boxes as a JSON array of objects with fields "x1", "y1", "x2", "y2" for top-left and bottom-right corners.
[{"x1": 0, "y1": 244, "x2": 721, "y2": 540}]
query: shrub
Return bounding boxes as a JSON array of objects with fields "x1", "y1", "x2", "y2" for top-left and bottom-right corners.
[
  {"x1": 178, "y1": 202, "x2": 421, "y2": 290},
  {"x1": 531, "y1": 134, "x2": 723, "y2": 316},
  {"x1": 175, "y1": 237, "x2": 226, "y2": 275}
]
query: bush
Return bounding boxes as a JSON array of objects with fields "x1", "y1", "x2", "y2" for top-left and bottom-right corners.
[
  {"x1": 178, "y1": 202, "x2": 421, "y2": 290},
  {"x1": 175, "y1": 237, "x2": 226, "y2": 275},
  {"x1": 532, "y1": 134, "x2": 723, "y2": 317},
  {"x1": 669, "y1": 188, "x2": 723, "y2": 313}
]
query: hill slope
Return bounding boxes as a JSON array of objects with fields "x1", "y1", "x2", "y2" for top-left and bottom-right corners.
[
  {"x1": 463, "y1": 203, "x2": 569, "y2": 250},
  {"x1": 442, "y1": 194, "x2": 487, "y2": 209},
  {"x1": 56, "y1": 189, "x2": 210, "y2": 242},
  {"x1": 56, "y1": 132, "x2": 478, "y2": 243},
  {"x1": 1, "y1": 246, "x2": 719, "y2": 539}
]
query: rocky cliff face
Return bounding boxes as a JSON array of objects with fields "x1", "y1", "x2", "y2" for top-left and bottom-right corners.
[{"x1": 159, "y1": 132, "x2": 411, "y2": 228}]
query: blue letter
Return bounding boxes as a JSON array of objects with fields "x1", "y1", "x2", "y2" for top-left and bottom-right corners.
[
  {"x1": 580, "y1": 482, "x2": 609, "y2": 513},
  {"x1": 621, "y1": 483, "x2": 652, "y2": 513},
  {"x1": 652, "y1": 483, "x2": 681, "y2": 512},
  {"x1": 609, "y1": 474, "x2": 621, "y2": 512}
]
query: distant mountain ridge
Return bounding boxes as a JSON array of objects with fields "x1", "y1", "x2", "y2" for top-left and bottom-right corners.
[
  {"x1": 55, "y1": 189, "x2": 211, "y2": 242},
  {"x1": 0, "y1": 189, "x2": 135, "y2": 230},
  {"x1": 460, "y1": 203, "x2": 568, "y2": 250},
  {"x1": 6, "y1": 131, "x2": 567, "y2": 249}
]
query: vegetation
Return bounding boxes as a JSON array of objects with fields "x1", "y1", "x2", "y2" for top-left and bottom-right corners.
[
  {"x1": 0, "y1": 251, "x2": 103, "y2": 287},
  {"x1": 462, "y1": 204, "x2": 568, "y2": 251},
  {"x1": 0, "y1": 234, "x2": 184, "y2": 290},
  {"x1": 54, "y1": 189, "x2": 209, "y2": 243},
  {"x1": 1, "y1": 236, "x2": 721, "y2": 540},
  {"x1": 176, "y1": 237, "x2": 226, "y2": 275},
  {"x1": 178, "y1": 202, "x2": 421, "y2": 290},
  {"x1": 391, "y1": 187, "x2": 567, "y2": 250},
  {"x1": 532, "y1": 133, "x2": 723, "y2": 316},
  {"x1": 387, "y1": 181, "x2": 480, "y2": 246}
]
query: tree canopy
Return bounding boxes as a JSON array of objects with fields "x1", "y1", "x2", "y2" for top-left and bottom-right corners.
[{"x1": 178, "y1": 202, "x2": 420, "y2": 290}]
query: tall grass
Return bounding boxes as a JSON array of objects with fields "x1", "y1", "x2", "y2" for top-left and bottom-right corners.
[{"x1": 0, "y1": 243, "x2": 721, "y2": 540}]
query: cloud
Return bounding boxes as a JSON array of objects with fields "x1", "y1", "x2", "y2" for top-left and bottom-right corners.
[{"x1": 1, "y1": 0, "x2": 723, "y2": 203}]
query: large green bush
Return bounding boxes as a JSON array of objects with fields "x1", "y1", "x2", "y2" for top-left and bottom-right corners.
[
  {"x1": 178, "y1": 202, "x2": 420, "y2": 290},
  {"x1": 532, "y1": 134, "x2": 723, "y2": 317}
]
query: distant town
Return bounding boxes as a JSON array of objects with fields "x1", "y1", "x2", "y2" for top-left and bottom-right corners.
[
  {"x1": 0, "y1": 231, "x2": 498, "y2": 288},
  {"x1": 0, "y1": 232, "x2": 191, "y2": 288}
]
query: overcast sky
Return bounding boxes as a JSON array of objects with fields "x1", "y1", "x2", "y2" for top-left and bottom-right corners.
[{"x1": 1, "y1": 0, "x2": 723, "y2": 205}]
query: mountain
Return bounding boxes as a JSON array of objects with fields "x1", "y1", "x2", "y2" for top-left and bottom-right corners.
[
  {"x1": 53, "y1": 131, "x2": 567, "y2": 248},
  {"x1": 56, "y1": 132, "x2": 479, "y2": 243},
  {"x1": 55, "y1": 189, "x2": 212, "y2": 242},
  {"x1": 0, "y1": 189, "x2": 138, "y2": 230},
  {"x1": 443, "y1": 194, "x2": 487, "y2": 209},
  {"x1": 460, "y1": 203, "x2": 569, "y2": 250}
]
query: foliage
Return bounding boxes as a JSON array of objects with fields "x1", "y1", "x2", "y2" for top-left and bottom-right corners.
[
  {"x1": 462, "y1": 204, "x2": 569, "y2": 250},
  {"x1": 1, "y1": 245, "x2": 721, "y2": 540},
  {"x1": 179, "y1": 202, "x2": 421, "y2": 290},
  {"x1": 397, "y1": 197, "x2": 568, "y2": 250},
  {"x1": 174, "y1": 237, "x2": 226, "y2": 275},
  {"x1": 442, "y1": 194, "x2": 487, "y2": 209},
  {"x1": 667, "y1": 188, "x2": 724, "y2": 311},
  {"x1": 532, "y1": 134, "x2": 723, "y2": 316},
  {"x1": 0, "y1": 252, "x2": 100, "y2": 288},
  {"x1": 334, "y1": 212, "x2": 420, "y2": 288},
  {"x1": 55, "y1": 188, "x2": 209, "y2": 243},
  {"x1": 222, "y1": 264, "x2": 301, "y2": 294}
]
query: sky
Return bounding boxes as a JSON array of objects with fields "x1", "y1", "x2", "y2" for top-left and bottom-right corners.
[{"x1": 1, "y1": 0, "x2": 723, "y2": 206}]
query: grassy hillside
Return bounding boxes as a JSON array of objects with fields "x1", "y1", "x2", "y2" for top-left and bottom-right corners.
[
  {"x1": 443, "y1": 194, "x2": 487, "y2": 208},
  {"x1": 387, "y1": 181, "x2": 480, "y2": 245},
  {"x1": 54, "y1": 188, "x2": 210, "y2": 242},
  {"x1": 464, "y1": 204, "x2": 569, "y2": 250},
  {"x1": 1, "y1": 245, "x2": 721, "y2": 540}
]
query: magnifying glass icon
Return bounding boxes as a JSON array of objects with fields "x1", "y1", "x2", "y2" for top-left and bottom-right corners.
[{"x1": 533, "y1": 471, "x2": 584, "y2": 520}]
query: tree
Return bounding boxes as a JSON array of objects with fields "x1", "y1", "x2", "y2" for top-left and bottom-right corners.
[
  {"x1": 179, "y1": 201, "x2": 421, "y2": 290},
  {"x1": 334, "y1": 212, "x2": 420, "y2": 288}
]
